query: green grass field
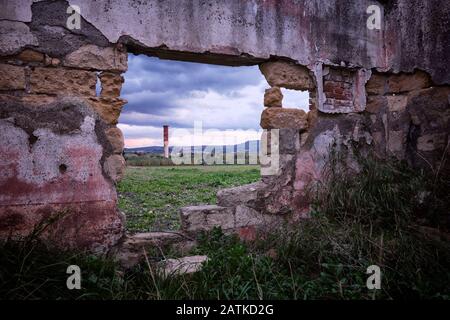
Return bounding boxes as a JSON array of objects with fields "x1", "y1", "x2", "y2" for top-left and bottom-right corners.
[
  {"x1": 117, "y1": 165, "x2": 260, "y2": 232},
  {"x1": 2, "y1": 155, "x2": 449, "y2": 299}
]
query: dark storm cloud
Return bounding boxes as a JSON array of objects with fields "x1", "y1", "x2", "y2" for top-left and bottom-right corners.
[
  {"x1": 121, "y1": 54, "x2": 262, "y2": 96},
  {"x1": 119, "y1": 54, "x2": 267, "y2": 128}
]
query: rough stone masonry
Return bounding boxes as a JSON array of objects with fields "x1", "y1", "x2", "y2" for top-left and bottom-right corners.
[{"x1": 0, "y1": 0, "x2": 449, "y2": 253}]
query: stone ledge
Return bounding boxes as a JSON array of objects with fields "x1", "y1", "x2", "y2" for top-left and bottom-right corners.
[
  {"x1": 64, "y1": 44, "x2": 127, "y2": 72},
  {"x1": 217, "y1": 182, "x2": 266, "y2": 207},
  {"x1": 159, "y1": 255, "x2": 208, "y2": 277},
  {"x1": 260, "y1": 61, "x2": 314, "y2": 90},
  {"x1": 180, "y1": 205, "x2": 235, "y2": 233},
  {"x1": 260, "y1": 108, "x2": 308, "y2": 130},
  {"x1": 114, "y1": 231, "x2": 189, "y2": 269}
]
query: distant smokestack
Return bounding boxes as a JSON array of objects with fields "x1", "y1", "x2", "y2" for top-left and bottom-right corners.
[{"x1": 163, "y1": 125, "x2": 169, "y2": 158}]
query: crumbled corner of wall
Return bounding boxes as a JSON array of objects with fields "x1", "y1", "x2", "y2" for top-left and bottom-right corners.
[
  {"x1": 0, "y1": 42, "x2": 129, "y2": 251},
  {"x1": 256, "y1": 60, "x2": 319, "y2": 217}
]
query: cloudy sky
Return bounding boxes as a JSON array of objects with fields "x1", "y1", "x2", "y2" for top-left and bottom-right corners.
[{"x1": 118, "y1": 54, "x2": 309, "y2": 148}]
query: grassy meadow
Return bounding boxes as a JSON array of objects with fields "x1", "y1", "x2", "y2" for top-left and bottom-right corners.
[
  {"x1": 1, "y1": 155, "x2": 449, "y2": 300},
  {"x1": 117, "y1": 165, "x2": 260, "y2": 232}
]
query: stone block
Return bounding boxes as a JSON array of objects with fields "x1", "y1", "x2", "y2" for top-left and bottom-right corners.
[
  {"x1": 387, "y1": 95, "x2": 408, "y2": 112},
  {"x1": 124, "y1": 232, "x2": 185, "y2": 248},
  {"x1": 0, "y1": 64, "x2": 25, "y2": 90},
  {"x1": 159, "y1": 255, "x2": 208, "y2": 277},
  {"x1": 64, "y1": 44, "x2": 127, "y2": 72},
  {"x1": 105, "y1": 127, "x2": 124, "y2": 154},
  {"x1": 386, "y1": 71, "x2": 431, "y2": 93},
  {"x1": 388, "y1": 130, "x2": 405, "y2": 154},
  {"x1": 365, "y1": 74, "x2": 387, "y2": 95},
  {"x1": 366, "y1": 95, "x2": 387, "y2": 114},
  {"x1": 260, "y1": 108, "x2": 308, "y2": 130},
  {"x1": 417, "y1": 133, "x2": 447, "y2": 152},
  {"x1": 17, "y1": 49, "x2": 45, "y2": 62},
  {"x1": 103, "y1": 154, "x2": 125, "y2": 182},
  {"x1": 30, "y1": 67, "x2": 97, "y2": 96},
  {"x1": 206, "y1": 212, "x2": 235, "y2": 230},
  {"x1": 89, "y1": 97, "x2": 127, "y2": 125},
  {"x1": 115, "y1": 232, "x2": 187, "y2": 268},
  {"x1": 264, "y1": 86, "x2": 283, "y2": 107},
  {"x1": 99, "y1": 72, "x2": 124, "y2": 98},
  {"x1": 279, "y1": 128, "x2": 300, "y2": 154},
  {"x1": 180, "y1": 205, "x2": 234, "y2": 232},
  {"x1": 235, "y1": 205, "x2": 265, "y2": 228},
  {"x1": 0, "y1": 21, "x2": 38, "y2": 55},
  {"x1": 217, "y1": 182, "x2": 266, "y2": 207},
  {"x1": 0, "y1": 94, "x2": 57, "y2": 106},
  {"x1": 260, "y1": 61, "x2": 314, "y2": 90}
]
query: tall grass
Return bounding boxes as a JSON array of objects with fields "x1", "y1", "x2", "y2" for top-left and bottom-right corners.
[{"x1": 1, "y1": 153, "x2": 449, "y2": 299}]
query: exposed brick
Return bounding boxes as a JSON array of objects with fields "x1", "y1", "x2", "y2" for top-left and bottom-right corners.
[{"x1": 330, "y1": 90, "x2": 352, "y2": 101}]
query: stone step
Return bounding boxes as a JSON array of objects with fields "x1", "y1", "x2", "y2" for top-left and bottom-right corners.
[
  {"x1": 114, "y1": 231, "x2": 194, "y2": 269},
  {"x1": 180, "y1": 203, "x2": 281, "y2": 235},
  {"x1": 180, "y1": 205, "x2": 235, "y2": 233},
  {"x1": 216, "y1": 182, "x2": 266, "y2": 207},
  {"x1": 159, "y1": 255, "x2": 208, "y2": 277}
]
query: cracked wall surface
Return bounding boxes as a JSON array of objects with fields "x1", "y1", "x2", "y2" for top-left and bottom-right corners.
[{"x1": 0, "y1": 0, "x2": 449, "y2": 251}]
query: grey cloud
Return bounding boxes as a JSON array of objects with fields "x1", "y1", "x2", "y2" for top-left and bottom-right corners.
[{"x1": 119, "y1": 54, "x2": 267, "y2": 130}]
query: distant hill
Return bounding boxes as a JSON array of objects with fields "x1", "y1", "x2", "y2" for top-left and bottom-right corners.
[{"x1": 124, "y1": 140, "x2": 260, "y2": 155}]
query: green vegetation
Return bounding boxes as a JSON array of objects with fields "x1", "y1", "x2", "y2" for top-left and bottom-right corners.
[
  {"x1": 117, "y1": 165, "x2": 261, "y2": 232},
  {"x1": 124, "y1": 153, "x2": 174, "y2": 167},
  {"x1": 1, "y1": 155, "x2": 449, "y2": 300}
]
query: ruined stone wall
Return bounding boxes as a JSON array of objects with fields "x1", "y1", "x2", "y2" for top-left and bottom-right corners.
[
  {"x1": 0, "y1": 0, "x2": 449, "y2": 251},
  {"x1": 0, "y1": 43, "x2": 128, "y2": 251},
  {"x1": 384, "y1": 0, "x2": 450, "y2": 85},
  {"x1": 0, "y1": 1, "x2": 130, "y2": 251}
]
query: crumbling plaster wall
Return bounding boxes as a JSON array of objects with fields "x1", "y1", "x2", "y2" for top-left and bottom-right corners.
[{"x1": 0, "y1": 0, "x2": 449, "y2": 251}]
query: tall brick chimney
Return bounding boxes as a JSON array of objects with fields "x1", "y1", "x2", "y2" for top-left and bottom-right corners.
[{"x1": 163, "y1": 125, "x2": 169, "y2": 158}]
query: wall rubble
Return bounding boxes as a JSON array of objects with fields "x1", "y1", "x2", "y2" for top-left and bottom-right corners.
[{"x1": 0, "y1": 0, "x2": 449, "y2": 251}]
